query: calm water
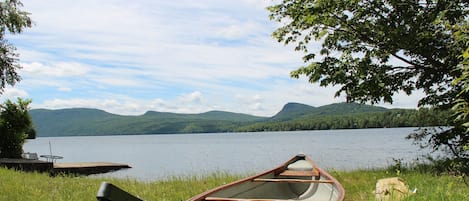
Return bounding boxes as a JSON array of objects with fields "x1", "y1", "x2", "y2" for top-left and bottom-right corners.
[{"x1": 23, "y1": 128, "x2": 430, "y2": 181}]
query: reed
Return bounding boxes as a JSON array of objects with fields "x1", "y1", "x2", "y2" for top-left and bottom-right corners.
[{"x1": 0, "y1": 167, "x2": 467, "y2": 201}]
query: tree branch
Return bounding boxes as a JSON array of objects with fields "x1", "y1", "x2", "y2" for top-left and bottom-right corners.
[{"x1": 329, "y1": 11, "x2": 433, "y2": 71}]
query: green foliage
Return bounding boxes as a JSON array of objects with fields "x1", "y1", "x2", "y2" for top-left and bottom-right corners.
[
  {"x1": 0, "y1": 98, "x2": 34, "y2": 158},
  {"x1": 447, "y1": 22, "x2": 469, "y2": 177},
  {"x1": 269, "y1": 0, "x2": 467, "y2": 108},
  {"x1": 0, "y1": 0, "x2": 32, "y2": 93},
  {"x1": 25, "y1": 126, "x2": 35, "y2": 139}
]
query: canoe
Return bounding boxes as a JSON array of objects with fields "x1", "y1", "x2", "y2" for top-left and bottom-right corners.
[{"x1": 187, "y1": 153, "x2": 345, "y2": 201}]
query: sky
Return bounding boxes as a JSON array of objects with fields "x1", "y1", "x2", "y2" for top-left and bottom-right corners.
[{"x1": 2, "y1": 0, "x2": 424, "y2": 117}]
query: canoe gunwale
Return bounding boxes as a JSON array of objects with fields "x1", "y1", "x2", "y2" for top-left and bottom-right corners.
[
  {"x1": 252, "y1": 178, "x2": 335, "y2": 183},
  {"x1": 187, "y1": 154, "x2": 345, "y2": 201}
]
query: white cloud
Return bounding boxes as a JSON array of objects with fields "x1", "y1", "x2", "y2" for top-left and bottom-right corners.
[
  {"x1": 250, "y1": 102, "x2": 263, "y2": 111},
  {"x1": 148, "y1": 98, "x2": 167, "y2": 110},
  {"x1": 94, "y1": 77, "x2": 143, "y2": 88},
  {"x1": 378, "y1": 90, "x2": 424, "y2": 109},
  {"x1": 179, "y1": 91, "x2": 204, "y2": 104},
  {"x1": 242, "y1": 0, "x2": 271, "y2": 9},
  {"x1": 21, "y1": 62, "x2": 89, "y2": 77},
  {"x1": 216, "y1": 21, "x2": 263, "y2": 40},
  {"x1": 57, "y1": 87, "x2": 72, "y2": 92},
  {"x1": 234, "y1": 94, "x2": 265, "y2": 113},
  {"x1": 0, "y1": 88, "x2": 29, "y2": 102}
]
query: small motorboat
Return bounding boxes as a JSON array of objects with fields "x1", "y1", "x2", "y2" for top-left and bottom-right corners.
[{"x1": 187, "y1": 153, "x2": 345, "y2": 201}]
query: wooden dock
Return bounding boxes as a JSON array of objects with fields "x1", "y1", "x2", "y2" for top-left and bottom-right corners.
[
  {"x1": 1, "y1": 159, "x2": 131, "y2": 176},
  {"x1": 53, "y1": 162, "x2": 131, "y2": 175},
  {"x1": 0, "y1": 158, "x2": 52, "y2": 173}
]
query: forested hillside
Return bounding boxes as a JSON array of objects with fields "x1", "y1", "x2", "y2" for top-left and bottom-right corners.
[
  {"x1": 30, "y1": 103, "x2": 450, "y2": 137},
  {"x1": 30, "y1": 109, "x2": 265, "y2": 136},
  {"x1": 236, "y1": 106, "x2": 448, "y2": 132}
]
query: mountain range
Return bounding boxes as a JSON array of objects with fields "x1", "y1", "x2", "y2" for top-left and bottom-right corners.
[{"x1": 29, "y1": 102, "x2": 423, "y2": 137}]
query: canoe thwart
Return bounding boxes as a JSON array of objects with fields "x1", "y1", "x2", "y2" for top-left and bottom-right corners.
[
  {"x1": 277, "y1": 170, "x2": 318, "y2": 177},
  {"x1": 252, "y1": 178, "x2": 335, "y2": 183}
]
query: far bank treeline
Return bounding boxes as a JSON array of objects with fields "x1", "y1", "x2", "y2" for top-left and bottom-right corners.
[
  {"x1": 30, "y1": 103, "x2": 450, "y2": 137},
  {"x1": 235, "y1": 107, "x2": 447, "y2": 132}
]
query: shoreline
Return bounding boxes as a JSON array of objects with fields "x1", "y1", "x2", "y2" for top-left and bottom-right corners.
[{"x1": 1, "y1": 166, "x2": 467, "y2": 200}]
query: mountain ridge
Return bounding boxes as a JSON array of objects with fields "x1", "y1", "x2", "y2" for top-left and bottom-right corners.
[
  {"x1": 29, "y1": 102, "x2": 444, "y2": 137},
  {"x1": 271, "y1": 102, "x2": 316, "y2": 121}
]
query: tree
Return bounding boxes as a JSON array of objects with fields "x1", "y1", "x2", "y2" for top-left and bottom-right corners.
[
  {"x1": 268, "y1": 0, "x2": 468, "y2": 173},
  {"x1": 0, "y1": 1, "x2": 34, "y2": 158},
  {"x1": 0, "y1": 0, "x2": 32, "y2": 93},
  {"x1": 0, "y1": 98, "x2": 34, "y2": 158}
]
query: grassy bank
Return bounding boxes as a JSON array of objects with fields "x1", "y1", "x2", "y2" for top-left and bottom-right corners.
[
  {"x1": 0, "y1": 167, "x2": 467, "y2": 201},
  {"x1": 332, "y1": 168, "x2": 468, "y2": 200}
]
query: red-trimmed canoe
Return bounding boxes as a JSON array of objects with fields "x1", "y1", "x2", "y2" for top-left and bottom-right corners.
[{"x1": 187, "y1": 154, "x2": 345, "y2": 201}]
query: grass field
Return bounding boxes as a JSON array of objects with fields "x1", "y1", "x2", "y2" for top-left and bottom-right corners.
[{"x1": 0, "y1": 167, "x2": 467, "y2": 201}]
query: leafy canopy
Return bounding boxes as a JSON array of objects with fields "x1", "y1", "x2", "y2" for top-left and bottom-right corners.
[
  {"x1": 268, "y1": 0, "x2": 468, "y2": 108},
  {"x1": 0, "y1": 98, "x2": 33, "y2": 158},
  {"x1": 0, "y1": 0, "x2": 32, "y2": 93}
]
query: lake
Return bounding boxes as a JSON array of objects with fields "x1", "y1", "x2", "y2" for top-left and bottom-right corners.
[{"x1": 23, "y1": 127, "x2": 431, "y2": 181}]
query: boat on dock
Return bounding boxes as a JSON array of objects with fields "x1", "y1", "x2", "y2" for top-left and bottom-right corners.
[{"x1": 187, "y1": 153, "x2": 345, "y2": 201}]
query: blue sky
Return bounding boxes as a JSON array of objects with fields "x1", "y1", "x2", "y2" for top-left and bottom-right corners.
[{"x1": 3, "y1": 0, "x2": 423, "y2": 116}]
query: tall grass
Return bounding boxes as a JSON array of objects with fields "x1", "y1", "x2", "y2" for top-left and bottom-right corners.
[
  {"x1": 0, "y1": 168, "x2": 240, "y2": 201},
  {"x1": 0, "y1": 167, "x2": 467, "y2": 201},
  {"x1": 334, "y1": 169, "x2": 468, "y2": 201}
]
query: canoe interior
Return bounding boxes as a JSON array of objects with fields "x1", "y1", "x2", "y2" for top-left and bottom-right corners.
[
  {"x1": 208, "y1": 172, "x2": 341, "y2": 201},
  {"x1": 189, "y1": 154, "x2": 344, "y2": 201}
]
